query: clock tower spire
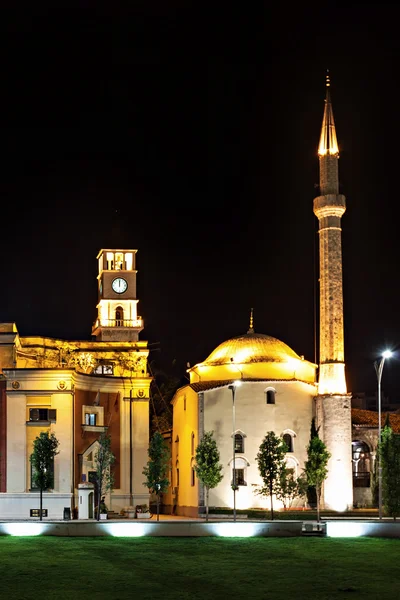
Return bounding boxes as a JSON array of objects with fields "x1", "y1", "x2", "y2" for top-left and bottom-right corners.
[{"x1": 92, "y1": 249, "x2": 144, "y2": 342}]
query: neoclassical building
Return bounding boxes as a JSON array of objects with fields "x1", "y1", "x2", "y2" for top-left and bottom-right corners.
[
  {"x1": 170, "y1": 76, "x2": 363, "y2": 517},
  {"x1": 0, "y1": 249, "x2": 151, "y2": 518}
]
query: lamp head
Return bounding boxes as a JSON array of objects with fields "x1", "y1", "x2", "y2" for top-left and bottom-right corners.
[
  {"x1": 228, "y1": 381, "x2": 241, "y2": 390},
  {"x1": 383, "y1": 350, "x2": 393, "y2": 359}
]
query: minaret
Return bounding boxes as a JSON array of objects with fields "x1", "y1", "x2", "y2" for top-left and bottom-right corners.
[{"x1": 313, "y1": 73, "x2": 353, "y2": 511}]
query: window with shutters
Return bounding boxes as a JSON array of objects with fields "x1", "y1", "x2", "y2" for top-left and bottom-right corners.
[{"x1": 28, "y1": 408, "x2": 57, "y2": 423}]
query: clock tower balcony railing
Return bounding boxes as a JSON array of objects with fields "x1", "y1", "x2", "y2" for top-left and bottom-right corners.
[{"x1": 94, "y1": 318, "x2": 143, "y2": 329}]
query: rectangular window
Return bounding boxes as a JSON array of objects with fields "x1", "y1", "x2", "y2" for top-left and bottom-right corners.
[
  {"x1": 233, "y1": 468, "x2": 246, "y2": 486},
  {"x1": 191, "y1": 467, "x2": 195, "y2": 487},
  {"x1": 29, "y1": 408, "x2": 56, "y2": 422},
  {"x1": 85, "y1": 413, "x2": 97, "y2": 426}
]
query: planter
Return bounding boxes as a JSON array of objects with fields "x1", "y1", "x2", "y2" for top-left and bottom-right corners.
[
  {"x1": 136, "y1": 512, "x2": 151, "y2": 519},
  {"x1": 99, "y1": 513, "x2": 108, "y2": 520}
]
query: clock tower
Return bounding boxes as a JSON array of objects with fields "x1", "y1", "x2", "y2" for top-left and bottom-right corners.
[{"x1": 92, "y1": 249, "x2": 144, "y2": 342}]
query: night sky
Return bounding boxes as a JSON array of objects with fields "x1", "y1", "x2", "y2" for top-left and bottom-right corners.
[{"x1": 1, "y1": 6, "x2": 400, "y2": 400}]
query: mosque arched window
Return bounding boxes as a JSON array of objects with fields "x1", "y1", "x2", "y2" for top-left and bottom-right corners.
[
  {"x1": 283, "y1": 433, "x2": 294, "y2": 452},
  {"x1": 231, "y1": 457, "x2": 249, "y2": 487},
  {"x1": 234, "y1": 433, "x2": 244, "y2": 453},
  {"x1": 285, "y1": 456, "x2": 299, "y2": 477},
  {"x1": 265, "y1": 389, "x2": 276, "y2": 405}
]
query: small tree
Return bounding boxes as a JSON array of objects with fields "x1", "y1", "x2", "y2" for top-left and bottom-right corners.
[
  {"x1": 30, "y1": 432, "x2": 59, "y2": 521},
  {"x1": 380, "y1": 421, "x2": 400, "y2": 520},
  {"x1": 194, "y1": 431, "x2": 223, "y2": 521},
  {"x1": 371, "y1": 455, "x2": 379, "y2": 508},
  {"x1": 254, "y1": 432, "x2": 288, "y2": 520},
  {"x1": 275, "y1": 467, "x2": 305, "y2": 509},
  {"x1": 306, "y1": 418, "x2": 318, "y2": 508},
  {"x1": 304, "y1": 419, "x2": 331, "y2": 522},
  {"x1": 93, "y1": 432, "x2": 115, "y2": 521},
  {"x1": 142, "y1": 432, "x2": 170, "y2": 521}
]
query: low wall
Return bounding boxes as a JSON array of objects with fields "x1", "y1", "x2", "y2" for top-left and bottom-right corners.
[
  {"x1": 0, "y1": 520, "x2": 302, "y2": 537},
  {"x1": 0, "y1": 493, "x2": 73, "y2": 519},
  {"x1": 325, "y1": 520, "x2": 400, "y2": 538}
]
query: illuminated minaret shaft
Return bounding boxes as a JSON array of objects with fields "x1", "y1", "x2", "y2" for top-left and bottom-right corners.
[
  {"x1": 314, "y1": 73, "x2": 353, "y2": 511},
  {"x1": 314, "y1": 73, "x2": 346, "y2": 395}
]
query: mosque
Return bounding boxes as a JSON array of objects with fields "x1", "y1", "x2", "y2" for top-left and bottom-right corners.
[{"x1": 168, "y1": 75, "x2": 376, "y2": 517}]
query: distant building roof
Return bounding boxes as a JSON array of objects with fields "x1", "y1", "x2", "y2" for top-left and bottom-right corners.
[{"x1": 351, "y1": 408, "x2": 400, "y2": 433}]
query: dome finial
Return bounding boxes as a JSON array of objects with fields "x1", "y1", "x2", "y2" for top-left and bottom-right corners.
[{"x1": 248, "y1": 308, "x2": 254, "y2": 334}]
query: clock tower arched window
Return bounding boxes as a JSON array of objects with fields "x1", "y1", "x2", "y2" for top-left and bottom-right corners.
[{"x1": 115, "y1": 307, "x2": 124, "y2": 326}]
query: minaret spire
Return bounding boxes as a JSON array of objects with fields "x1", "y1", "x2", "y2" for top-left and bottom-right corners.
[{"x1": 318, "y1": 70, "x2": 339, "y2": 158}]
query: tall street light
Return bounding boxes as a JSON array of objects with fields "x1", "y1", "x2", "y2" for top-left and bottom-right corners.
[
  {"x1": 374, "y1": 350, "x2": 392, "y2": 520},
  {"x1": 228, "y1": 381, "x2": 241, "y2": 522}
]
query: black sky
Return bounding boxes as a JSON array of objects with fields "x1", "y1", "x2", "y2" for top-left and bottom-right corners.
[{"x1": 1, "y1": 5, "x2": 400, "y2": 399}]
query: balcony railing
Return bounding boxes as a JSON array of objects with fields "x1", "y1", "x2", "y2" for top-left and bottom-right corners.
[
  {"x1": 94, "y1": 318, "x2": 143, "y2": 329},
  {"x1": 353, "y1": 472, "x2": 371, "y2": 488}
]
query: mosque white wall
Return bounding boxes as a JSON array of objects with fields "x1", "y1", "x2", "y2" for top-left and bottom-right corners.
[{"x1": 204, "y1": 380, "x2": 316, "y2": 510}]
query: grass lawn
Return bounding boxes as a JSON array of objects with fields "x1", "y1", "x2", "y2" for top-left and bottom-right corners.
[{"x1": 0, "y1": 537, "x2": 399, "y2": 599}]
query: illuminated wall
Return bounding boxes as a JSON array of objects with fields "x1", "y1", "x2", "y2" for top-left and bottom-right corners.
[
  {"x1": 171, "y1": 387, "x2": 199, "y2": 517},
  {"x1": 172, "y1": 379, "x2": 315, "y2": 515}
]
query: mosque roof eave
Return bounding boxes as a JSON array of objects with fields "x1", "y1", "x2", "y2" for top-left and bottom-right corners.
[{"x1": 189, "y1": 379, "x2": 317, "y2": 393}]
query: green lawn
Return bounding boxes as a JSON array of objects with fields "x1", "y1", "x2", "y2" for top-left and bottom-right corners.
[{"x1": 0, "y1": 537, "x2": 399, "y2": 599}]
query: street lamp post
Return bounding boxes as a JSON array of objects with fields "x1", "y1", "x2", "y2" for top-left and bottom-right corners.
[
  {"x1": 228, "y1": 382, "x2": 241, "y2": 522},
  {"x1": 375, "y1": 350, "x2": 392, "y2": 520}
]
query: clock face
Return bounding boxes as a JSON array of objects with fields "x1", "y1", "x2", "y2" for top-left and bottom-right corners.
[{"x1": 112, "y1": 277, "x2": 128, "y2": 294}]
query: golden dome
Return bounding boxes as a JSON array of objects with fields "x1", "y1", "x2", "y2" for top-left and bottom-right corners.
[{"x1": 202, "y1": 332, "x2": 302, "y2": 366}]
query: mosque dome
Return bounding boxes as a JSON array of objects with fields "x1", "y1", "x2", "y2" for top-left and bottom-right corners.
[{"x1": 202, "y1": 332, "x2": 302, "y2": 366}]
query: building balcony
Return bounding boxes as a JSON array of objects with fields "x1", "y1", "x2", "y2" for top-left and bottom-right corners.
[
  {"x1": 93, "y1": 318, "x2": 143, "y2": 329},
  {"x1": 81, "y1": 425, "x2": 108, "y2": 433}
]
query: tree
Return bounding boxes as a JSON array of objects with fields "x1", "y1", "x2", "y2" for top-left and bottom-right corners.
[
  {"x1": 275, "y1": 467, "x2": 305, "y2": 510},
  {"x1": 371, "y1": 455, "x2": 379, "y2": 508},
  {"x1": 304, "y1": 418, "x2": 331, "y2": 522},
  {"x1": 93, "y1": 432, "x2": 115, "y2": 521},
  {"x1": 194, "y1": 431, "x2": 223, "y2": 521},
  {"x1": 142, "y1": 432, "x2": 170, "y2": 521},
  {"x1": 380, "y1": 421, "x2": 400, "y2": 520},
  {"x1": 254, "y1": 432, "x2": 288, "y2": 520},
  {"x1": 30, "y1": 432, "x2": 59, "y2": 521},
  {"x1": 306, "y1": 418, "x2": 318, "y2": 508},
  {"x1": 148, "y1": 360, "x2": 179, "y2": 436}
]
